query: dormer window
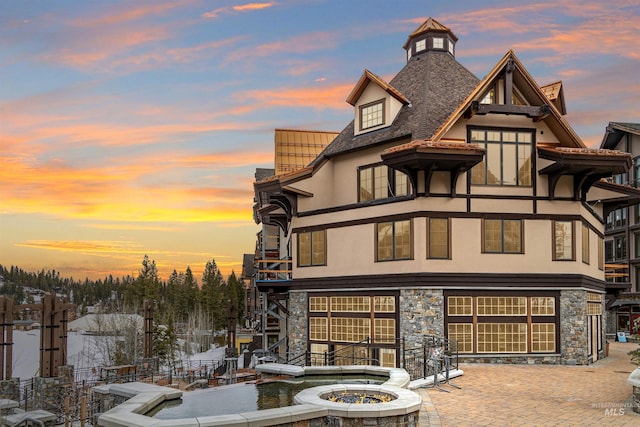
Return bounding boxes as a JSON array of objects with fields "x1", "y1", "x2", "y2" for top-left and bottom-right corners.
[
  {"x1": 360, "y1": 99, "x2": 385, "y2": 130},
  {"x1": 433, "y1": 37, "x2": 444, "y2": 49},
  {"x1": 448, "y1": 40, "x2": 454, "y2": 55},
  {"x1": 416, "y1": 39, "x2": 426, "y2": 52}
]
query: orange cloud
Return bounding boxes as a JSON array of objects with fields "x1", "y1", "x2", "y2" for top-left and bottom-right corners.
[
  {"x1": 0, "y1": 149, "x2": 260, "y2": 223},
  {"x1": 223, "y1": 31, "x2": 339, "y2": 66},
  {"x1": 75, "y1": 1, "x2": 192, "y2": 27},
  {"x1": 203, "y1": 2, "x2": 275, "y2": 19},
  {"x1": 16, "y1": 239, "x2": 218, "y2": 258},
  {"x1": 236, "y1": 82, "x2": 353, "y2": 111}
]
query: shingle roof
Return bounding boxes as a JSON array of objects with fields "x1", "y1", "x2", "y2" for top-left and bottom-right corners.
[
  {"x1": 311, "y1": 51, "x2": 479, "y2": 166},
  {"x1": 404, "y1": 17, "x2": 458, "y2": 46},
  {"x1": 346, "y1": 69, "x2": 410, "y2": 106},
  {"x1": 600, "y1": 122, "x2": 640, "y2": 149}
]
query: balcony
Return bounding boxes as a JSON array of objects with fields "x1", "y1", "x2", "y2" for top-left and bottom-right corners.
[{"x1": 256, "y1": 258, "x2": 292, "y2": 292}]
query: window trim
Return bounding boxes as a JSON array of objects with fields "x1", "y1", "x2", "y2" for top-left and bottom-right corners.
[
  {"x1": 553, "y1": 220, "x2": 575, "y2": 261},
  {"x1": 427, "y1": 217, "x2": 451, "y2": 259},
  {"x1": 445, "y1": 292, "x2": 560, "y2": 355},
  {"x1": 375, "y1": 219, "x2": 413, "y2": 262},
  {"x1": 482, "y1": 219, "x2": 523, "y2": 254},
  {"x1": 358, "y1": 163, "x2": 411, "y2": 203},
  {"x1": 468, "y1": 126, "x2": 534, "y2": 187},
  {"x1": 297, "y1": 229, "x2": 327, "y2": 267},
  {"x1": 359, "y1": 99, "x2": 385, "y2": 131},
  {"x1": 582, "y1": 222, "x2": 590, "y2": 265}
]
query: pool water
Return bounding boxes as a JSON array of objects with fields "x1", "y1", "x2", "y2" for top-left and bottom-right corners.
[{"x1": 150, "y1": 375, "x2": 385, "y2": 419}]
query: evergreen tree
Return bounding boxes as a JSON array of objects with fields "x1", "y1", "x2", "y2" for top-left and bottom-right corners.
[{"x1": 200, "y1": 260, "x2": 225, "y2": 330}]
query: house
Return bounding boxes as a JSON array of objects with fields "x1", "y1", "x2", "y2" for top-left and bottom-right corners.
[
  {"x1": 68, "y1": 313, "x2": 143, "y2": 335},
  {"x1": 252, "y1": 18, "x2": 634, "y2": 365},
  {"x1": 598, "y1": 123, "x2": 640, "y2": 335}
]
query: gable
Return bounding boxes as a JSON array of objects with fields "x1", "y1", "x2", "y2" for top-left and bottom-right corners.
[
  {"x1": 432, "y1": 50, "x2": 584, "y2": 149},
  {"x1": 346, "y1": 70, "x2": 409, "y2": 137}
]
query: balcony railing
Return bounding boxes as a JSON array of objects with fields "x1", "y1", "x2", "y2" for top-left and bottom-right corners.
[{"x1": 256, "y1": 258, "x2": 292, "y2": 282}]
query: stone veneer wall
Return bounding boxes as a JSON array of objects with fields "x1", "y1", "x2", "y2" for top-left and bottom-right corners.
[
  {"x1": 560, "y1": 290, "x2": 588, "y2": 365},
  {"x1": 0, "y1": 378, "x2": 19, "y2": 400},
  {"x1": 598, "y1": 293, "x2": 607, "y2": 360},
  {"x1": 288, "y1": 290, "x2": 308, "y2": 357},
  {"x1": 399, "y1": 289, "x2": 443, "y2": 349}
]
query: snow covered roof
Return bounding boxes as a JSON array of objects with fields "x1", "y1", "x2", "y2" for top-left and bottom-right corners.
[{"x1": 68, "y1": 313, "x2": 143, "y2": 333}]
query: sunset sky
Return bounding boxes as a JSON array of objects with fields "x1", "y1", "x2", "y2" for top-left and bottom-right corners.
[{"x1": 2, "y1": 0, "x2": 639, "y2": 283}]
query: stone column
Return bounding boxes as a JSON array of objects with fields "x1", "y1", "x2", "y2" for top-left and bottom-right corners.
[
  {"x1": 399, "y1": 289, "x2": 443, "y2": 349},
  {"x1": 559, "y1": 290, "x2": 588, "y2": 365},
  {"x1": 288, "y1": 291, "x2": 308, "y2": 357}
]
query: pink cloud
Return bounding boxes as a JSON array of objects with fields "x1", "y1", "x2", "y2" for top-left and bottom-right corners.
[
  {"x1": 236, "y1": 82, "x2": 353, "y2": 111},
  {"x1": 203, "y1": 2, "x2": 276, "y2": 19}
]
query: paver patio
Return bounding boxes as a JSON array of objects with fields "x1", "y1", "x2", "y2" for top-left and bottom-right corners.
[{"x1": 418, "y1": 341, "x2": 640, "y2": 426}]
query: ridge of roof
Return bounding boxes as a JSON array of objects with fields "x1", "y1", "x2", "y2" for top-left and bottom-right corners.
[
  {"x1": 431, "y1": 50, "x2": 585, "y2": 148},
  {"x1": 600, "y1": 122, "x2": 640, "y2": 149},
  {"x1": 403, "y1": 17, "x2": 458, "y2": 48},
  {"x1": 311, "y1": 52, "x2": 479, "y2": 167},
  {"x1": 346, "y1": 69, "x2": 410, "y2": 106},
  {"x1": 609, "y1": 122, "x2": 640, "y2": 134}
]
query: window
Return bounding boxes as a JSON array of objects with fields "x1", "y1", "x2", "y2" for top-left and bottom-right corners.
[
  {"x1": 374, "y1": 296, "x2": 395, "y2": 312},
  {"x1": 615, "y1": 235, "x2": 627, "y2": 260},
  {"x1": 634, "y1": 158, "x2": 640, "y2": 187},
  {"x1": 308, "y1": 294, "x2": 399, "y2": 367},
  {"x1": 415, "y1": 39, "x2": 426, "y2": 52},
  {"x1": 477, "y1": 323, "x2": 527, "y2": 353},
  {"x1": 374, "y1": 319, "x2": 396, "y2": 343},
  {"x1": 359, "y1": 165, "x2": 411, "y2": 202},
  {"x1": 331, "y1": 296, "x2": 370, "y2": 312},
  {"x1": 448, "y1": 40, "x2": 454, "y2": 55},
  {"x1": 331, "y1": 318, "x2": 370, "y2": 343},
  {"x1": 470, "y1": 128, "x2": 532, "y2": 186},
  {"x1": 480, "y1": 87, "x2": 495, "y2": 104},
  {"x1": 432, "y1": 37, "x2": 444, "y2": 49},
  {"x1": 448, "y1": 296, "x2": 472, "y2": 316},
  {"x1": 477, "y1": 297, "x2": 526, "y2": 316},
  {"x1": 446, "y1": 294, "x2": 558, "y2": 354},
  {"x1": 598, "y1": 237, "x2": 604, "y2": 270},
  {"x1": 309, "y1": 318, "x2": 328, "y2": 341},
  {"x1": 531, "y1": 297, "x2": 555, "y2": 315},
  {"x1": 377, "y1": 220, "x2": 412, "y2": 261},
  {"x1": 531, "y1": 324, "x2": 556, "y2": 352},
  {"x1": 606, "y1": 208, "x2": 627, "y2": 230},
  {"x1": 428, "y1": 217, "x2": 450, "y2": 259},
  {"x1": 582, "y1": 223, "x2": 590, "y2": 264},
  {"x1": 611, "y1": 173, "x2": 626, "y2": 185},
  {"x1": 606, "y1": 236, "x2": 627, "y2": 263},
  {"x1": 448, "y1": 324, "x2": 472, "y2": 353},
  {"x1": 298, "y1": 230, "x2": 326, "y2": 267},
  {"x1": 483, "y1": 219, "x2": 522, "y2": 253},
  {"x1": 360, "y1": 99, "x2": 384, "y2": 130},
  {"x1": 553, "y1": 221, "x2": 574, "y2": 260},
  {"x1": 605, "y1": 240, "x2": 613, "y2": 262},
  {"x1": 309, "y1": 297, "x2": 327, "y2": 312}
]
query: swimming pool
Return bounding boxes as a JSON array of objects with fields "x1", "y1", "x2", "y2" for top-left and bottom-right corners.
[{"x1": 149, "y1": 375, "x2": 385, "y2": 419}]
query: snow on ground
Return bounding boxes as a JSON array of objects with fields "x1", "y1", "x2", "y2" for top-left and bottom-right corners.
[{"x1": 11, "y1": 329, "x2": 228, "y2": 381}]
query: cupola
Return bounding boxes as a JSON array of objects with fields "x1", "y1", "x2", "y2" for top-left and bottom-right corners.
[{"x1": 403, "y1": 17, "x2": 457, "y2": 62}]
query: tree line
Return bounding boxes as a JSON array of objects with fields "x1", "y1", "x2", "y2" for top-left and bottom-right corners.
[{"x1": 0, "y1": 255, "x2": 245, "y2": 332}]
